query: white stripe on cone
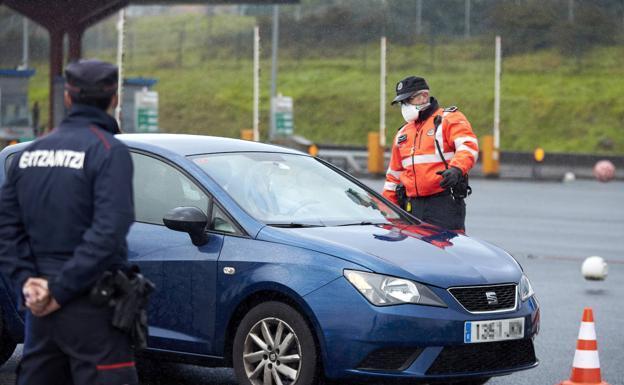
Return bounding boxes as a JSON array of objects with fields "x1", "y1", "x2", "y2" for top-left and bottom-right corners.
[
  {"x1": 572, "y1": 349, "x2": 601, "y2": 369},
  {"x1": 578, "y1": 322, "x2": 597, "y2": 340}
]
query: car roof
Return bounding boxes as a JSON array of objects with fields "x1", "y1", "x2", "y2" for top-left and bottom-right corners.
[{"x1": 117, "y1": 133, "x2": 304, "y2": 157}]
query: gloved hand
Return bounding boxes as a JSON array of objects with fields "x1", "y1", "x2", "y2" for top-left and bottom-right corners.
[{"x1": 436, "y1": 167, "x2": 463, "y2": 189}]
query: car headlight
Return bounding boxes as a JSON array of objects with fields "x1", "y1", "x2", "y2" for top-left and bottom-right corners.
[
  {"x1": 344, "y1": 270, "x2": 446, "y2": 307},
  {"x1": 519, "y1": 274, "x2": 535, "y2": 301}
]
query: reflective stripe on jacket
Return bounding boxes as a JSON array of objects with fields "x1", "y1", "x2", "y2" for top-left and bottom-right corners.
[{"x1": 382, "y1": 107, "x2": 478, "y2": 204}]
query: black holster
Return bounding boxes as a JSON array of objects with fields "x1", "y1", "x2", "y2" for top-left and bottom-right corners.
[
  {"x1": 396, "y1": 184, "x2": 408, "y2": 210},
  {"x1": 90, "y1": 266, "x2": 155, "y2": 350}
]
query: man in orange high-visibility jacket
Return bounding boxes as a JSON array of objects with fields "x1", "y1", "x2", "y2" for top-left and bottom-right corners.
[{"x1": 382, "y1": 76, "x2": 478, "y2": 231}]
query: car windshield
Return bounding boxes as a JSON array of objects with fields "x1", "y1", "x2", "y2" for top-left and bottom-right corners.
[{"x1": 191, "y1": 152, "x2": 403, "y2": 227}]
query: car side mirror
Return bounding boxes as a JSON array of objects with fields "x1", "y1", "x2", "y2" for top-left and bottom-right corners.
[{"x1": 163, "y1": 206, "x2": 209, "y2": 246}]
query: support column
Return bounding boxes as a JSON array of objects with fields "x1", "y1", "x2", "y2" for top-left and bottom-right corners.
[
  {"x1": 48, "y1": 29, "x2": 64, "y2": 130},
  {"x1": 67, "y1": 27, "x2": 84, "y2": 62}
]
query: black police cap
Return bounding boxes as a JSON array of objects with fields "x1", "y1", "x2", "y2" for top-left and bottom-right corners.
[
  {"x1": 391, "y1": 76, "x2": 429, "y2": 105},
  {"x1": 65, "y1": 59, "x2": 118, "y2": 98}
]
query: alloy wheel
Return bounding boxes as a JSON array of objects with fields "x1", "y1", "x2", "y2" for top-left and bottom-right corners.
[{"x1": 242, "y1": 317, "x2": 302, "y2": 385}]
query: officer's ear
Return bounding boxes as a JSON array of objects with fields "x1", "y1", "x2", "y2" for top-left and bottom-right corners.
[
  {"x1": 108, "y1": 94, "x2": 119, "y2": 112},
  {"x1": 63, "y1": 91, "x2": 73, "y2": 109}
]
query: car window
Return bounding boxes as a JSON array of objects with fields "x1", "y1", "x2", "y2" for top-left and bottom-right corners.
[
  {"x1": 192, "y1": 152, "x2": 403, "y2": 227},
  {"x1": 210, "y1": 205, "x2": 238, "y2": 235},
  {"x1": 131, "y1": 152, "x2": 209, "y2": 225}
]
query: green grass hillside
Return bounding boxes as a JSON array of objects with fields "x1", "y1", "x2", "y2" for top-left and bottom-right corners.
[{"x1": 28, "y1": 13, "x2": 624, "y2": 154}]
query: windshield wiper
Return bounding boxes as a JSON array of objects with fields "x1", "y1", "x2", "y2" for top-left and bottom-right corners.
[
  {"x1": 267, "y1": 223, "x2": 325, "y2": 228},
  {"x1": 337, "y1": 221, "x2": 391, "y2": 227}
]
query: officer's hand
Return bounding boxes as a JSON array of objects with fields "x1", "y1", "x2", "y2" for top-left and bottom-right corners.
[
  {"x1": 436, "y1": 167, "x2": 463, "y2": 189},
  {"x1": 31, "y1": 298, "x2": 60, "y2": 318},
  {"x1": 23, "y1": 278, "x2": 50, "y2": 310}
]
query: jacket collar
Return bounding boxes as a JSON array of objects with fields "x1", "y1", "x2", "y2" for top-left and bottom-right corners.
[
  {"x1": 60, "y1": 104, "x2": 121, "y2": 134},
  {"x1": 416, "y1": 97, "x2": 439, "y2": 123}
]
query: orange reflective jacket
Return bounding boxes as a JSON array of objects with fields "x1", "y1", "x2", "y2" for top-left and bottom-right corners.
[{"x1": 382, "y1": 107, "x2": 478, "y2": 204}]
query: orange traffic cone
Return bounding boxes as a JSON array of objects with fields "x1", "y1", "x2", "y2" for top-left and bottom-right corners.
[{"x1": 557, "y1": 308, "x2": 610, "y2": 385}]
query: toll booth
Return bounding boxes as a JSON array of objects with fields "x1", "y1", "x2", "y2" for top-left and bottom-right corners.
[
  {"x1": 122, "y1": 77, "x2": 159, "y2": 133},
  {"x1": 52, "y1": 76, "x2": 159, "y2": 133},
  {"x1": 0, "y1": 69, "x2": 36, "y2": 145},
  {"x1": 270, "y1": 94, "x2": 294, "y2": 138}
]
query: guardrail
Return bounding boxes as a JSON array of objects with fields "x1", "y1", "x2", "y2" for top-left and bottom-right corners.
[{"x1": 315, "y1": 144, "x2": 624, "y2": 181}]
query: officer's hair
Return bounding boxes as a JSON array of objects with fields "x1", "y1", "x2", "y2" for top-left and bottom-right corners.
[{"x1": 70, "y1": 94, "x2": 114, "y2": 111}]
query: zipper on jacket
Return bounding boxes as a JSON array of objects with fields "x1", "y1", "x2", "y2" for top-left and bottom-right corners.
[{"x1": 411, "y1": 124, "x2": 420, "y2": 197}]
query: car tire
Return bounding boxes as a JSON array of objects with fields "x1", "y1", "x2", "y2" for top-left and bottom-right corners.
[{"x1": 233, "y1": 301, "x2": 319, "y2": 385}]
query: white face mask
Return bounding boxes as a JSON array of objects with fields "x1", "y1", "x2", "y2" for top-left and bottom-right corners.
[{"x1": 401, "y1": 102, "x2": 430, "y2": 122}]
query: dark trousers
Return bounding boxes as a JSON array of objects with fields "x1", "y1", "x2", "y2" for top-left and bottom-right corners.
[
  {"x1": 17, "y1": 296, "x2": 138, "y2": 385},
  {"x1": 409, "y1": 191, "x2": 466, "y2": 231}
]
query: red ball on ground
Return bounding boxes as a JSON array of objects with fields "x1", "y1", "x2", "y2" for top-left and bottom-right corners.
[{"x1": 593, "y1": 160, "x2": 616, "y2": 182}]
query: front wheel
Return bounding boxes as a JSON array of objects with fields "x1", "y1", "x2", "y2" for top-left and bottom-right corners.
[{"x1": 233, "y1": 301, "x2": 319, "y2": 385}]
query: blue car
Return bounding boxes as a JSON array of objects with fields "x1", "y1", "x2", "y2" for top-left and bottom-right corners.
[{"x1": 0, "y1": 134, "x2": 539, "y2": 385}]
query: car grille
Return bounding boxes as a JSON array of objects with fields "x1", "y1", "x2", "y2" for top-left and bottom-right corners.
[
  {"x1": 357, "y1": 348, "x2": 423, "y2": 371},
  {"x1": 426, "y1": 339, "x2": 536, "y2": 375},
  {"x1": 448, "y1": 284, "x2": 517, "y2": 313}
]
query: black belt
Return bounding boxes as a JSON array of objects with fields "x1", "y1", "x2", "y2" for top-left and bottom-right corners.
[{"x1": 409, "y1": 189, "x2": 450, "y2": 201}]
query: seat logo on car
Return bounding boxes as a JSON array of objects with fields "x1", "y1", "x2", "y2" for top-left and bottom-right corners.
[{"x1": 485, "y1": 291, "x2": 498, "y2": 305}]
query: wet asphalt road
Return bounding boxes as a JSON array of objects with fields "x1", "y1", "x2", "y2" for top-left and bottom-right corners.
[{"x1": 1, "y1": 179, "x2": 622, "y2": 385}]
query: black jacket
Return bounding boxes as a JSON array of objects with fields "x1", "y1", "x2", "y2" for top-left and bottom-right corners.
[{"x1": 0, "y1": 104, "x2": 134, "y2": 306}]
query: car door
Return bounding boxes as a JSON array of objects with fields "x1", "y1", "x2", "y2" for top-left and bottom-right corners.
[{"x1": 127, "y1": 151, "x2": 223, "y2": 355}]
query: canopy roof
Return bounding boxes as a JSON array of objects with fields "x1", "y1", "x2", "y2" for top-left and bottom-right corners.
[{"x1": 1, "y1": 0, "x2": 297, "y2": 30}]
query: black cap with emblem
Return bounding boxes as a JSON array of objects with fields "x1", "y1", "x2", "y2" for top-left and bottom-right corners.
[
  {"x1": 391, "y1": 76, "x2": 429, "y2": 105},
  {"x1": 65, "y1": 59, "x2": 118, "y2": 98}
]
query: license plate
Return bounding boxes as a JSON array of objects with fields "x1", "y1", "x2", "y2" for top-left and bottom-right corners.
[{"x1": 464, "y1": 317, "x2": 524, "y2": 343}]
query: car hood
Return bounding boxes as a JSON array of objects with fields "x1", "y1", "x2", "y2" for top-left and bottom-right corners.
[{"x1": 257, "y1": 222, "x2": 522, "y2": 288}]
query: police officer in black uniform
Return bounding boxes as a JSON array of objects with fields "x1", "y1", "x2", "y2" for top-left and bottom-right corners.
[{"x1": 0, "y1": 59, "x2": 137, "y2": 385}]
